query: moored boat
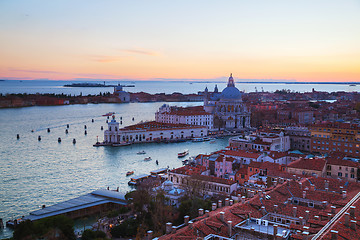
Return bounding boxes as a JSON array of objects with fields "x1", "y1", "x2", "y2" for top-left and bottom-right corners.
[
  {"x1": 178, "y1": 149, "x2": 189, "y2": 158},
  {"x1": 144, "y1": 157, "x2": 152, "y2": 161},
  {"x1": 126, "y1": 171, "x2": 134, "y2": 176},
  {"x1": 112, "y1": 142, "x2": 131, "y2": 147},
  {"x1": 137, "y1": 150, "x2": 146, "y2": 155},
  {"x1": 192, "y1": 137, "x2": 204, "y2": 142}
]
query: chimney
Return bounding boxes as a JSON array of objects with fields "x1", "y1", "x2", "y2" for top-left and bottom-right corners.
[
  {"x1": 327, "y1": 213, "x2": 332, "y2": 219},
  {"x1": 345, "y1": 212, "x2": 350, "y2": 227},
  {"x1": 228, "y1": 221, "x2": 232, "y2": 237},
  {"x1": 274, "y1": 204, "x2": 278, "y2": 213},
  {"x1": 220, "y1": 212, "x2": 225, "y2": 222},
  {"x1": 331, "y1": 230, "x2": 338, "y2": 240},
  {"x1": 350, "y1": 206, "x2": 356, "y2": 217},
  {"x1": 325, "y1": 180, "x2": 329, "y2": 189},
  {"x1": 314, "y1": 215, "x2": 320, "y2": 221},
  {"x1": 242, "y1": 196, "x2": 246, "y2": 204},
  {"x1": 166, "y1": 222, "x2": 172, "y2": 234},
  {"x1": 322, "y1": 201, "x2": 328, "y2": 209},
  {"x1": 188, "y1": 221, "x2": 193, "y2": 229},
  {"x1": 225, "y1": 198, "x2": 230, "y2": 206},
  {"x1": 310, "y1": 184, "x2": 315, "y2": 191},
  {"x1": 273, "y1": 224, "x2": 278, "y2": 237},
  {"x1": 172, "y1": 226, "x2": 176, "y2": 233},
  {"x1": 299, "y1": 216, "x2": 304, "y2": 225},
  {"x1": 212, "y1": 202, "x2": 217, "y2": 211},
  {"x1": 205, "y1": 210, "x2": 210, "y2": 217},
  {"x1": 302, "y1": 231, "x2": 309, "y2": 240},
  {"x1": 302, "y1": 191, "x2": 306, "y2": 198},
  {"x1": 147, "y1": 230, "x2": 153, "y2": 240},
  {"x1": 184, "y1": 215, "x2": 189, "y2": 225},
  {"x1": 218, "y1": 200, "x2": 222, "y2": 208},
  {"x1": 261, "y1": 206, "x2": 266, "y2": 215},
  {"x1": 305, "y1": 210, "x2": 310, "y2": 221},
  {"x1": 230, "y1": 199, "x2": 234, "y2": 206},
  {"x1": 325, "y1": 187, "x2": 329, "y2": 192},
  {"x1": 237, "y1": 193, "x2": 241, "y2": 200},
  {"x1": 342, "y1": 190, "x2": 347, "y2": 199},
  {"x1": 293, "y1": 206, "x2": 297, "y2": 217},
  {"x1": 350, "y1": 220, "x2": 357, "y2": 230},
  {"x1": 331, "y1": 206, "x2": 336, "y2": 214},
  {"x1": 199, "y1": 208, "x2": 204, "y2": 216}
]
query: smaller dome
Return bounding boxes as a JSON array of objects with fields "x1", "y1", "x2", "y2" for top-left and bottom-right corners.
[{"x1": 162, "y1": 180, "x2": 174, "y2": 191}]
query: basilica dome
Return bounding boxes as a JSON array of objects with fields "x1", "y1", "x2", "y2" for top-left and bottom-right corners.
[{"x1": 221, "y1": 73, "x2": 242, "y2": 100}]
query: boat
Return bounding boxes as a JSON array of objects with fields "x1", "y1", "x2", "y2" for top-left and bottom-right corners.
[
  {"x1": 203, "y1": 137, "x2": 211, "y2": 141},
  {"x1": 192, "y1": 137, "x2": 204, "y2": 142},
  {"x1": 126, "y1": 171, "x2": 134, "y2": 176},
  {"x1": 137, "y1": 150, "x2": 146, "y2": 155},
  {"x1": 178, "y1": 149, "x2": 189, "y2": 158},
  {"x1": 210, "y1": 139, "x2": 216, "y2": 144},
  {"x1": 144, "y1": 157, "x2": 152, "y2": 161},
  {"x1": 102, "y1": 112, "x2": 115, "y2": 117},
  {"x1": 112, "y1": 142, "x2": 131, "y2": 147},
  {"x1": 349, "y1": 84, "x2": 356, "y2": 86}
]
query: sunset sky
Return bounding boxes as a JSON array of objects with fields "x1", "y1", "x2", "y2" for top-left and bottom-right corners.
[{"x1": 0, "y1": 0, "x2": 359, "y2": 82}]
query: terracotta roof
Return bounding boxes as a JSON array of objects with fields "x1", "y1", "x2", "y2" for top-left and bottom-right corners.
[
  {"x1": 287, "y1": 158, "x2": 326, "y2": 172},
  {"x1": 326, "y1": 157, "x2": 360, "y2": 168},
  {"x1": 224, "y1": 150, "x2": 262, "y2": 159}
]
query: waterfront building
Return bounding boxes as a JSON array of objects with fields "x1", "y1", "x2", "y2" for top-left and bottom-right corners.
[
  {"x1": 204, "y1": 73, "x2": 251, "y2": 131},
  {"x1": 310, "y1": 122, "x2": 360, "y2": 158},
  {"x1": 104, "y1": 116, "x2": 207, "y2": 143},
  {"x1": 155, "y1": 105, "x2": 213, "y2": 129},
  {"x1": 113, "y1": 84, "x2": 130, "y2": 102}
]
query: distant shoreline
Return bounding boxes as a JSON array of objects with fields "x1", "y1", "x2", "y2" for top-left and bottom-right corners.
[{"x1": 1, "y1": 79, "x2": 359, "y2": 85}]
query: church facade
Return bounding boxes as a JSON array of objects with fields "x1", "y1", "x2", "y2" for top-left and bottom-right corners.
[{"x1": 204, "y1": 74, "x2": 251, "y2": 131}]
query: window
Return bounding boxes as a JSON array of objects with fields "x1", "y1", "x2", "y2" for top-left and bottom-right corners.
[
  {"x1": 351, "y1": 174, "x2": 355, "y2": 178},
  {"x1": 338, "y1": 172, "x2": 343, "y2": 177},
  {"x1": 308, "y1": 202, "x2": 314, "y2": 208}
]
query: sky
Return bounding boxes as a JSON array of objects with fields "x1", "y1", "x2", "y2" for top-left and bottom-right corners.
[{"x1": 0, "y1": 0, "x2": 360, "y2": 82}]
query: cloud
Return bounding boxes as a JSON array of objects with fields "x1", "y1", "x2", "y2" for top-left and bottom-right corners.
[
  {"x1": 121, "y1": 48, "x2": 160, "y2": 56},
  {"x1": 8, "y1": 68, "x2": 63, "y2": 74}
]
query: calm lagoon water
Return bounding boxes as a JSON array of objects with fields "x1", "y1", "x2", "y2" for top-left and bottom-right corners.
[{"x1": 0, "y1": 102, "x2": 229, "y2": 239}]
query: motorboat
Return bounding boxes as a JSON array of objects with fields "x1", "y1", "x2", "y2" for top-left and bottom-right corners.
[
  {"x1": 144, "y1": 157, "x2": 152, "y2": 161},
  {"x1": 137, "y1": 150, "x2": 146, "y2": 155},
  {"x1": 178, "y1": 149, "x2": 189, "y2": 158},
  {"x1": 126, "y1": 171, "x2": 134, "y2": 176},
  {"x1": 102, "y1": 112, "x2": 115, "y2": 117},
  {"x1": 192, "y1": 137, "x2": 204, "y2": 142}
]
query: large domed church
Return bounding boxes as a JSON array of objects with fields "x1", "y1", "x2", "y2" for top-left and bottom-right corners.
[{"x1": 204, "y1": 74, "x2": 250, "y2": 131}]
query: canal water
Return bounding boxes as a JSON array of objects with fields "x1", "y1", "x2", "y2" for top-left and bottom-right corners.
[{"x1": 0, "y1": 102, "x2": 229, "y2": 238}]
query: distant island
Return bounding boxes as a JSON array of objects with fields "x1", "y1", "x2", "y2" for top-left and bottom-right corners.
[{"x1": 64, "y1": 82, "x2": 119, "y2": 87}]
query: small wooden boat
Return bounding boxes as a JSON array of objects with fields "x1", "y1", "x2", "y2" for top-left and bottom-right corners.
[
  {"x1": 144, "y1": 157, "x2": 152, "y2": 161},
  {"x1": 126, "y1": 171, "x2": 134, "y2": 176},
  {"x1": 178, "y1": 149, "x2": 189, "y2": 158},
  {"x1": 137, "y1": 150, "x2": 146, "y2": 155}
]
